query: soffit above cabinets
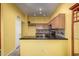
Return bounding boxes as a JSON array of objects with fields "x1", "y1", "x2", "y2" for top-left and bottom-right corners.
[{"x1": 16, "y1": 3, "x2": 61, "y2": 16}]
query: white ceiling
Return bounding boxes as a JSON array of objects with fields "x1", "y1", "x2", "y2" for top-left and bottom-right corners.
[{"x1": 16, "y1": 3, "x2": 60, "y2": 16}]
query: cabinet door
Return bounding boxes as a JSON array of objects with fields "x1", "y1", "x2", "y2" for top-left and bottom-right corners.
[
  {"x1": 59, "y1": 14, "x2": 65, "y2": 28},
  {"x1": 73, "y1": 10, "x2": 79, "y2": 55},
  {"x1": 74, "y1": 22, "x2": 79, "y2": 54},
  {"x1": 51, "y1": 14, "x2": 65, "y2": 29}
]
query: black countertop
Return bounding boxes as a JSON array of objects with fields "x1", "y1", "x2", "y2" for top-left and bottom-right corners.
[{"x1": 20, "y1": 36, "x2": 68, "y2": 40}]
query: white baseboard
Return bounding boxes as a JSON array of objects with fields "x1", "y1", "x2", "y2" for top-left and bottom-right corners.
[
  {"x1": 6, "y1": 48, "x2": 16, "y2": 56},
  {"x1": 3, "y1": 45, "x2": 20, "y2": 56},
  {"x1": 6, "y1": 46, "x2": 20, "y2": 56}
]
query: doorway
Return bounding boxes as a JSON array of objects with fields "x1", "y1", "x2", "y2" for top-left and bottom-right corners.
[{"x1": 16, "y1": 16, "x2": 21, "y2": 49}]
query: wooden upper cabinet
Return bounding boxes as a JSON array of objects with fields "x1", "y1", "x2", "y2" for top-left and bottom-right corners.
[{"x1": 48, "y1": 14, "x2": 65, "y2": 29}]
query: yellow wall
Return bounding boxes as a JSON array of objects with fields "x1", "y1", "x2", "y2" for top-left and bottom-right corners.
[
  {"x1": 20, "y1": 40, "x2": 68, "y2": 56},
  {"x1": 1, "y1": 3, "x2": 27, "y2": 55},
  {"x1": 28, "y1": 16, "x2": 50, "y2": 23},
  {"x1": 22, "y1": 16, "x2": 28, "y2": 37},
  {"x1": 25, "y1": 16, "x2": 50, "y2": 36},
  {"x1": 27, "y1": 26, "x2": 36, "y2": 36},
  {"x1": 50, "y1": 3, "x2": 75, "y2": 55}
]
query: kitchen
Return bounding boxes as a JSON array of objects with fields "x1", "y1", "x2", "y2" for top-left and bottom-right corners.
[
  {"x1": 19, "y1": 3, "x2": 68, "y2": 56},
  {"x1": 1, "y1": 3, "x2": 79, "y2": 56}
]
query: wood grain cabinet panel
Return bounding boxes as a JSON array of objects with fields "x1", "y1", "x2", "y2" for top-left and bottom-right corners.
[{"x1": 49, "y1": 14, "x2": 65, "y2": 29}]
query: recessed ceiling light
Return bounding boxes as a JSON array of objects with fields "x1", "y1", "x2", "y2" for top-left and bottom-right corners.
[
  {"x1": 39, "y1": 8, "x2": 42, "y2": 11},
  {"x1": 40, "y1": 12, "x2": 42, "y2": 14}
]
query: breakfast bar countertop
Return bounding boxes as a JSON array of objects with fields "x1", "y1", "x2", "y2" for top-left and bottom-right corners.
[{"x1": 20, "y1": 36, "x2": 68, "y2": 40}]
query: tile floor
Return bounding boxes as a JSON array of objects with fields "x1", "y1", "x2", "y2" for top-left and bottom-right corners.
[{"x1": 9, "y1": 47, "x2": 20, "y2": 56}]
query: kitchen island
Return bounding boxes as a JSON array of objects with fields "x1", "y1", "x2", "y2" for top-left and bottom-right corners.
[{"x1": 20, "y1": 37, "x2": 68, "y2": 56}]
